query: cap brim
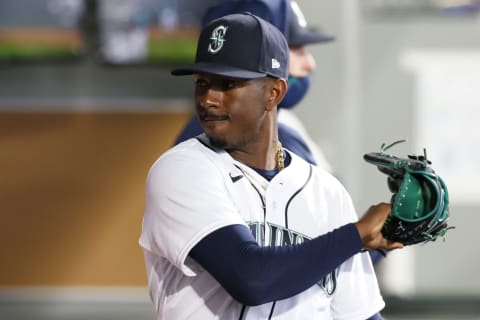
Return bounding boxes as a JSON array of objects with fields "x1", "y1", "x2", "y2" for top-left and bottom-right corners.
[
  {"x1": 289, "y1": 29, "x2": 335, "y2": 46},
  {"x1": 171, "y1": 62, "x2": 268, "y2": 79}
]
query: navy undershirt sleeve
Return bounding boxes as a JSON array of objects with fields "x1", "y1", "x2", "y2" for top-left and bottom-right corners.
[
  {"x1": 189, "y1": 223, "x2": 362, "y2": 306},
  {"x1": 369, "y1": 249, "x2": 387, "y2": 264},
  {"x1": 367, "y1": 312, "x2": 383, "y2": 320}
]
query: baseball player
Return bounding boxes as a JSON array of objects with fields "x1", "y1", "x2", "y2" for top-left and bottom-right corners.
[
  {"x1": 174, "y1": 0, "x2": 333, "y2": 171},
  {"x1": 139, "y1": 13, "x2": 402, "y2": 320},
  {"x1": 174, "y1": 0, "x2": 387, "y2": 266}
]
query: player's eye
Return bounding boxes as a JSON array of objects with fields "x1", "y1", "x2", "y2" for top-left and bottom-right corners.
[
  {"x1": 194, "y1": 77, "x2": 244, "y2": 91},
  {"x1": 194, "y1": 78, "x2": 209, "y2": 88},
  {"x1": 220, "y1": 79, "x2": 237, "y2": 90}
]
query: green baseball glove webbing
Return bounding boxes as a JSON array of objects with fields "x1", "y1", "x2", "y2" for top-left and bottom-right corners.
[{"x1": 364, "y1": 140, "x2": 454, "y2": 245}]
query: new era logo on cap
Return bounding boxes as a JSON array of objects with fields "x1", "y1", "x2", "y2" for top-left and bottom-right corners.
[
  {"x1": 171, "y1": 12, "x2": 289, "y2": 80},
  {"x1": 271, "y1": 58, "x2": 280, "y2": 69}
]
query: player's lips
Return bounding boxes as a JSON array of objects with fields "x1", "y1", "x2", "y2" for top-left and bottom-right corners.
[{"x1": 199, "y1": 113, "x2": 229, "y2": 122}]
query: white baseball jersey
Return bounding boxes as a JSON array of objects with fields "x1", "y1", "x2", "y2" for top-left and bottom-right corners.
[{"x1": 139, "y1": 135, "x2": 384, "y2": 319}]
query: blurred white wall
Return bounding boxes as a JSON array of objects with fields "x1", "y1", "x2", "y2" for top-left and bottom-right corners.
[{"x1": 297, "y1": 0, "x2": 480, "y2": 297}]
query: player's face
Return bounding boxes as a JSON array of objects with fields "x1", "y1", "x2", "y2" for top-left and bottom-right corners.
[
  {"x1": 194, "y1": 73, "x2": 272, "y2": 150},
  {"x1": 289, "y1": 45, "x2": 316, "y2": 77}
]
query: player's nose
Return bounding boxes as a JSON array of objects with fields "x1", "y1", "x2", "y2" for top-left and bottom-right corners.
[{"x1": 196, "y1": 87, "x2": 223, "y2": 111}]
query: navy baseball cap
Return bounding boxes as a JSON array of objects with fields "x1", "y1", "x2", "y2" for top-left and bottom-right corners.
[
  {"x1": 288, "y1": 1, "x2": 334, "y2": 46},
  {"x1": 201, "y1": 0, "x2": 334, "y2": 47},
  {"x1": 171, "y1": 12, "x2": 289, "y2": 80}
]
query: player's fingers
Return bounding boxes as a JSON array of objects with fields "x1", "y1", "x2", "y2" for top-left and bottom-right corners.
[{"x1": 385, "y1": 240, "x2": 404, "y2": 250}]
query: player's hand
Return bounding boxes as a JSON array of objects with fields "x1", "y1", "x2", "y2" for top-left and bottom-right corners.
[{"x1": 355, "y1": 203, "x2": 404, "y2": 251}]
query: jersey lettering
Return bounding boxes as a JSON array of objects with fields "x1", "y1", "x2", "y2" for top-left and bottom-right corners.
[{"x1": 247, "y1": 221, "x2": 338, "y2": 296}]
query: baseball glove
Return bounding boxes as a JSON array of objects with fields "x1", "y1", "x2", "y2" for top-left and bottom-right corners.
[{"x1": 364, "y1": 140, "x2": 453, "y2": 245}]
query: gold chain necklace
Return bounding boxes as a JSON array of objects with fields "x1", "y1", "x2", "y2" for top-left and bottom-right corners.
[{"x1": 276, "y1": 141, "x2": 284, "y2": 171}]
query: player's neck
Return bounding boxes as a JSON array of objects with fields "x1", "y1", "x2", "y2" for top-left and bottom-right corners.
[
  {"x1": 228, "y1": 138, "x2": 282, "y2": 171},
  {"x1": 228, "y1": 115, "x2": 281, "y2": 170}
]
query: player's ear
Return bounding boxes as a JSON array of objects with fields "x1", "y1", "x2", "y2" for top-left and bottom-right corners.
[{"x1": 265, "y1": 78, "x2": 288, "y2": 111}]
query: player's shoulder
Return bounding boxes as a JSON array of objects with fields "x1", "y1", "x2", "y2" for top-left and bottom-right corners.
[
  {"x1": 288, "y1": 150, "x2": 347, "y2": 191},
  {"x1": 147, "y1": 135, "x2": 227, "y2": 180},
  {"x1": 287, "y1": 150, "x2": 334, "y2": 178}
]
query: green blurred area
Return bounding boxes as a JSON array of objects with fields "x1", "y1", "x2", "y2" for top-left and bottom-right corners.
[
  {"x1": 147, "y1": 38, "x2": 196, "y2": 63},
  {"x1": 0, "y1": 37, "x2": 196, "y2": 63},
  {"x1": 0, "y1": 43, "x2": 80, "y2": 60}
]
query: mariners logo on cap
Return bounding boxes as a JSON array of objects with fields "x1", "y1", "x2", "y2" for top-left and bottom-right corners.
[{"x1": 208, "y1": 25, "x2": 228, "y2": 54}]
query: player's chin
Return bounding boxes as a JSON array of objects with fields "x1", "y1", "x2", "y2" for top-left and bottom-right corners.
[
  {"x1": 201, "y1": 123, "x2": 228, "y2": 147},
  {"x1": 201, "y1": 120, "x2": 229, "y2": 136},
  {"x1": 207, "y1": 134, "x2": 228, "y2": 149}
]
